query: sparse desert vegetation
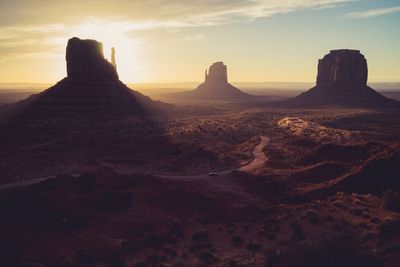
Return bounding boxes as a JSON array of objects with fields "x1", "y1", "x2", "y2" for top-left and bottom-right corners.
[{"x1": 1, "y1": 103, "x2": 400, "y2": 266}]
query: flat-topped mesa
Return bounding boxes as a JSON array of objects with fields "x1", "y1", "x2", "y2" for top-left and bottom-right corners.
[
  {"x1": 316, "y1": 49, "x2": 368, "y2": 87},
  {"x1": 205, "y1": 61, "x2": 228, "y2": 83},
  {"x1": 66, "y1": 37, "x2": 118, "y2": 81},
  {"x1": 285, "y1": 49, "x2": 399, "y2": 108}
]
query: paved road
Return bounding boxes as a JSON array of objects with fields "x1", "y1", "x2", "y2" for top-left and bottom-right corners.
[{"x1": 0, "y1": 135, "x2": 270, "y2": 190}]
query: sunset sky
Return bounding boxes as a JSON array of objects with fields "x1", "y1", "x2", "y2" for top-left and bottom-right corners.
[{"x1": 0, "y1": 0, "x2": 399, "y2": 84}]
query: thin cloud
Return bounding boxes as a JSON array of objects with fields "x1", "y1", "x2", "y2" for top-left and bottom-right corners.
[
  {"x1": 344, "y1": 6, "x2": 400, "y2": 19},
  {"x1": 0, "y1": 0, "x2": 355, "y2": 27},
  {"x1": 0, "y1": 0, "x2": 355, "y2": 61},
  {"x1": 184, "y1": 34, "x2": 204, "y2": 41}
]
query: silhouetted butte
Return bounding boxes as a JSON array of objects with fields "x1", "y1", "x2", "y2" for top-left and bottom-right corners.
[
  {"x1": 283, "y1": 50, "x2": 399, "y2": 108},
  {"x1": 175, "y1": 62, "x2": 254, "y2": 101},
  {"x1": 7, "y1": 37, "x2": 172, "y2": 116}
]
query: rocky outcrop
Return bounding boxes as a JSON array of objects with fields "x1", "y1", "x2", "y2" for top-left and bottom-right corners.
[
  {"x1": 205, "y1": 62, "x2": 228, "y2": 83},
  {"x1": 66, "y1": 37, "x2": 118, "y2": 80},
  {"x1": 282, "y1": 49, "x2": 399, "y2": 108},
  {"x1": 316, "y1": 50, "x2": 368, "y2": 87}
]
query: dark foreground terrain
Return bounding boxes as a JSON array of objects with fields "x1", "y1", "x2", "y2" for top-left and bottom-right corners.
[{"x1": 1, "y1": 103, "x2": 400, "y2": 267}]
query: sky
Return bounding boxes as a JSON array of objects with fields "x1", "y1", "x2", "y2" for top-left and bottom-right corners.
[{"x1": 0, "y1": 0, "x2": 399, "y2": 84}]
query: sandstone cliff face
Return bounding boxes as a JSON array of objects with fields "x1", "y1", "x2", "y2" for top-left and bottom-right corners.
[
  {"x1": 205, "y1": 62, "x2": 228, "y2": 83},
  {"x1": 316, "y1": 49, "x2": 368, "y2": 87},
  {"x1": 66, "y1": 37, "x2": 118, "y2": 80}
]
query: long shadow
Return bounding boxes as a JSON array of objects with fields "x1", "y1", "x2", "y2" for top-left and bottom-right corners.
[{"x1": 0, "y1": 76, "x2": 178, "y2": 184}]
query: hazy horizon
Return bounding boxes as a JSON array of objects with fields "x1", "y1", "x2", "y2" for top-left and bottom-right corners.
[
  {"x1": 0, "y1": 0, "x2": 399, "y2": 84},
  {"x1": 1, "y1": 81, "x2": 400, "y2": 93}
]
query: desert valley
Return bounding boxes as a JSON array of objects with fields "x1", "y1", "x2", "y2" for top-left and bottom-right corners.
[
  {"x1": 1, "y1": 1, "x2": 400, "y2": 266},
  {"x1": 0, "y1": 36, "x2": 399, "y2": 267}
]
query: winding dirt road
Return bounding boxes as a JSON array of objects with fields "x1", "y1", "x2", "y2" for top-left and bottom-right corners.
[
  {"x1": 0, "y1": 174, "x2": 81, "y2": 191},
  {"x1": 239, "y1": 135, "x2": 269, "y2": 172},
  {"x1": 0, "y1": 135, "x2": 270, "y2": 190},
  {"x1": 157, "y1": 135, "x2": 270, "y2": 180}
]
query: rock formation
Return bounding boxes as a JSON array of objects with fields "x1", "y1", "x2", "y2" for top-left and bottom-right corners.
[
  {"x1": 111, "y1": 47, "x2": 117, "y2": 69},
  {"x1": 205, "y1": 62, "x2": 228, "y2": 83},
  {"x1": 284, "y1": 49, "x2": 398, "y2": 108},
  {"x1": 11, "y1": 37, "x2": 172, "y2": 116},
  {"x1": 175, "y1": 61, "x2": 253, "y2": 101},
  {"x1": 66, "y1": 37, "x2": 118, "y2": 80}
]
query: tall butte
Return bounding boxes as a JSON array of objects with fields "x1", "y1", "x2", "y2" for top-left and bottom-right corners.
[
  {"x1": 180, "y1": 61, "x2": 252, "y2": 101},
  {"x1": 287, "y1": 49, "x2": 398, "y2": 108},
  {"x1": 12, "y1": 37, "x2": 171, "y2": 116},
  {"x1": 66, "y1": 37, "x2": 118, "y2": 80}
]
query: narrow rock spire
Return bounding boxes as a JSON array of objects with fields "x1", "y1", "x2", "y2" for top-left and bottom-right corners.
[{"x1": 111, "y1": 47, "x2": 117, "y2": 69}]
